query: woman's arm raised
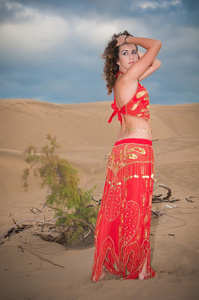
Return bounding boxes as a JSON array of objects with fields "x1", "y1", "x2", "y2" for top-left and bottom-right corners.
[
  {"x1": 117, "y1": 36, "x2": 162, "y2": 82},
  {"x1": 138, "y1": 51, "x2": 161, "y2": 81}
]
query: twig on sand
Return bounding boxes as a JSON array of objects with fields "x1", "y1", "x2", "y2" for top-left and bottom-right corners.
[
  {"x1": 151, "y1": 209, "x2": 166, "y2": 224},
  {"x1": 185, "y1": 197, "x2": 194, "y2": 203},
  {"x1": 20, "y1": 233, "x2": 65, "y2": 269},
  {"x1": 153, "y1": 183, "x2": 172, "y2": 202},
  {"x1": 1, "y1": 200, "x2": 66, "y2": 269},
  {"x1": 20, "y1": 204, "x2": 66, "y2": 269}
]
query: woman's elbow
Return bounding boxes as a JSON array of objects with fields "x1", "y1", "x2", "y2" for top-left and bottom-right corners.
[
  {"x1": 156, "y1": 40, "x2": 162, "y2": 51},
  {"x1": 157, "y1": 59, "x2": 161, "y2": 68}
]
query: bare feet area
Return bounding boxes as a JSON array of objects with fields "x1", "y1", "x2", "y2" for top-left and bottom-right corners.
[
  {"x1": 92, "y1": 269, "x2": 109, "y2": 282},
  {"x1": 0, "y1": 100, "x2": 199, "y2": 300}
]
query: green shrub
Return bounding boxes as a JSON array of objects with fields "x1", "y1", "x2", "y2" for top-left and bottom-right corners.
[{"x1": 22, "y1": 134, "x2": 98, "y2": 246}]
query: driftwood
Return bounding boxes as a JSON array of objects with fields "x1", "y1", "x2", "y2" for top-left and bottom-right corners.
[
  {"x1": 152, "y1": 183, "x2": 180, "y2": 203},
  {"x1": 0, "y1": 216, "x2": 67, "y2": 241},
  {"x1": 0, "y1": 215, "x2": 95, "y2": 241},
  {"x1": 4, "y1": 219, "x2": 33, "y2": 239},
  {"x1": 35, "y1": 217, "x2": 95, "y2": 247},
  {"x1": 36, "y1": 228, "x2": 93, "y2": 248},
  {"x1": 35, "y1": 232, "x2": 67, "y2": 245}
]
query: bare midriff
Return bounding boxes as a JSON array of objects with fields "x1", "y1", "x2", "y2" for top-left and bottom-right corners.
[{"x1": 117, "y1": 115, "x2": 152, "y2": 141}]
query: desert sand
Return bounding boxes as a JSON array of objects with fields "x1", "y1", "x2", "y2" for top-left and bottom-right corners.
[{"x1": 0, "y1": 98, "x2": 199, "y2": 300}]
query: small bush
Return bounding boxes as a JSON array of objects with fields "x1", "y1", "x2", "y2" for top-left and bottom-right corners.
[{"x1": 22, "y1": 134, "x2": 98, "y2": 246}]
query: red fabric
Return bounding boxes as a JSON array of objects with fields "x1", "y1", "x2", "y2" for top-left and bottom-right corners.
[
  {"x1": 115, "y1": 138, "x2": 152, "y2": 146},
  {"x1": 108, "y1": 72, "x2": 150, "y2": 124},
  {"x1": 91, "y1": 138, "x2": 156, "y2": 281},
  {"x1": 108, "y1": 100, "x2": 123, "y2": 124}
]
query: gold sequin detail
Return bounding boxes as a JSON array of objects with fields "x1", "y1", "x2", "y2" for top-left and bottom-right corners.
[
  {"x1": 131, "y1": 103, "x2": 139, "y2": 111},
  {"x1": 127, "y1": 128, "x2": 151, "y2": 134},
  {"x1": 128, "y1": 153, "x2": 138, "y2": 159},
  {"x1": 136, "y1": 91, "x2": 147, "y2": 98},
  {"x1": 127, "y1": 147, "x2": 146, "y2": 155}
]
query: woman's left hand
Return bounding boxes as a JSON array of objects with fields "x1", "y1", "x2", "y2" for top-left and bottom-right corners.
[{"x1": 116, "y1": 35, "x2": 127, "y2": 47}]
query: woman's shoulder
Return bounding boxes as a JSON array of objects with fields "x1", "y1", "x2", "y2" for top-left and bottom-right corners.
[{"x1": 114, "y1": 77, "x2": 139, "y2": 108}]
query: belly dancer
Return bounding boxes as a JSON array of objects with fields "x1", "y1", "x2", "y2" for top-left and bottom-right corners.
[{"x1": 91, "y1": 31, "x2": 162, "y2": 282}]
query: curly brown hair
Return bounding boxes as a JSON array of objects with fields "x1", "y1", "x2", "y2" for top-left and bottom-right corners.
[{"x1": 101, "y1": 30, "x2": 137, "y2": 95}]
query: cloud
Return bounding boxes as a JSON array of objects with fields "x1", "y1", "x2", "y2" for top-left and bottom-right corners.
[
  {"x1": 68, "y1": 15, "x2": 146, "y2": 50},
  {"x1": 0, "y1": 1, "x2": 69, "y2": 53},
  {"x1": 136, "y1": 0, "x2": 181, "y2": 10},
  {"x1": 0, "y1": 1, "x2": 144, "y2": 58}
]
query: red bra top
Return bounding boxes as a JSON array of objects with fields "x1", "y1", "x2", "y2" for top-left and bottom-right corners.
[{"x1": 108, "y1": 72, "x2": 150, "y2": 124}]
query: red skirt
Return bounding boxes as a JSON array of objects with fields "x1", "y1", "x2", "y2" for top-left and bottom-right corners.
[{"x1": 91, "y1": 138, "x2": 156, "y2": 281}]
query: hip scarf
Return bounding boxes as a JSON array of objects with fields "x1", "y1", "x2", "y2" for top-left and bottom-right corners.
[{"x1": 91, "y1": 138, "x2": 156, "y2": 281}]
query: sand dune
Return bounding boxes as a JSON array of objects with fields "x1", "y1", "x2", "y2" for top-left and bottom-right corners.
[{"x1": 0, "y1": 99, "x2": 199, "y2": 299}]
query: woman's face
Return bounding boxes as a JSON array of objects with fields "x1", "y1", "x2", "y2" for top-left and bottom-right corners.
[{"x1": 117, "y1": 43, "x2": 139, "y2": 72}]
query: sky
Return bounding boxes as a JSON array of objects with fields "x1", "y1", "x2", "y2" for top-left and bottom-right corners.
[{"x1": 0, "y1": 0, "x2": 199, "y2": 105}]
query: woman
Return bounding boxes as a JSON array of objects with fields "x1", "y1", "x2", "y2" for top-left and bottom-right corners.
[{"x1": 91, "y1": 30, "x2": 162, "y2": 282}]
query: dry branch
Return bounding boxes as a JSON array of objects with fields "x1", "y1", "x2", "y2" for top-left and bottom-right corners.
[{"x1": 153, "y1": 183, "x2": 172, "y2": 202}]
